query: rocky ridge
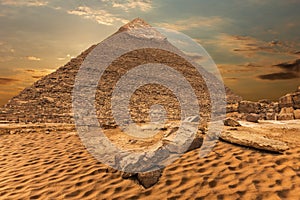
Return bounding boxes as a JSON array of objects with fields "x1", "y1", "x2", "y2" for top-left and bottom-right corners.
[{"x1": 226, "y1": 85, "x2": 300, "y2": 121}]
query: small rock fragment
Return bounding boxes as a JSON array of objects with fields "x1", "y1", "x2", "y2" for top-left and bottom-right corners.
[
  {"x1": 246, "y1": 113, "x2": 259, "y2": 123},
  {"x1": 121, "y1": 172, "x2": 137, "y2": 179},
  {"x1": 137, "y1": 169, "x2": 163, "y2": 188},
  {"x1": 223, "y1": 118, "x2": 241, "y2": 127},
  {"x1": 294, "y1": 109, "x2": 300, "y2": 119},
  {"x1": 187, "y1": 136, "x2": 203, "y2": 152}
]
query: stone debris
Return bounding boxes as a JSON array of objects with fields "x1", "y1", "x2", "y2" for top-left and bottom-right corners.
[
  {"x1": 121, "y1": 168, "x2": 164, "y2": 189},
  {"x1": 279, "y1": 94, "x2": 294, "y2": 108},
  {"x1": 220, "y1": 130, "x2": 289, "y2": 153},
  {"x1": 187, "y1": 136, "x2": 203, "y2": 151},
  {"x1": 223, "y1": 118, "x2": 241, "y2": 127},
  {"x1": 294, "y1": 109, "x2": 300, "y2": 119},
  {"x1": 277, "y1": 107, "x2": 295, "y2": 120},
  {"x1": 227, "y1": 86, "x2": 300, "y2": 121},
  {"x1": 246, "y1": 113, "x2": 259, "y2": 123},
  {"x1": 137, "y1": 169, "x2": 163, "y2": 188},
  {"x1": 238, "y1": 101, "x2": 261, "y2": 114}
]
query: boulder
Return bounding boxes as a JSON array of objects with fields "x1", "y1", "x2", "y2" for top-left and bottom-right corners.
[
  {"x1": 294, "y1": 109, "x2": 300, "y2": 119},
  {"x1": 259, "y1": 99, "x2": 271, "y2": 104},
  {"x1": 121, "y1": 172, "x2": 137, "y2": 179},
  {"x1": 238, "y1": 101, "x2": 261, "y2": 114},
  {"x1": 277, "y1": 107, "x2": 294, "y2": 120},
  {"x1": 246, "y1": 113, "x2": 259, "y2": 123},
  {"x1": 223, "y1": 118, "x2": 241, "y2": 127},
  {"x1": 187, "y1": 136, "x2": 203, "y2": 151},
  {"x1": 259, "y1": 113, "x2": 266, "y2": 120},
  {"x1": 266, "y1": 112, "x2": 276, "y2": 120},
  {"x1": 271, "y1": 102, "x2": 280, "y2": 113},
  {"x1": 292, "y1": 92, "x2": 300, "y2": 109},
  {"x1": 137, "y1": 169, "x2": 163, "y2": 188},
  {"x1": 279, "y1": 94, "x2": 293, "y2": 109},
  {"x1": 226, "y1": 103, "x2": 238, "y2": 113}
]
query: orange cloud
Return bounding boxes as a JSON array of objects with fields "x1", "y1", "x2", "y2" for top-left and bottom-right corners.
[
  {"x1": 67, "y1": 6, "x2": 129, "y2": 26},
  {"x1": 275, "y1": 59, "x2": 300, "y2": 73},
  {"x1": 0, "y1": 77, "x2": 19, "y2": 85},
  {"x1": 258, "y1": 72, "x2": 299, "y2": 80},
  {"x1": 156, "y1": 16, "x2": 229, "y2": 31},
  {"x1": 0, "y1": 0, "x2": 48, "y2": 7},
  {"x1": 204, "y1": 34, "x2": 299, "y2": 58},
  {"x1": 102, "y1": 0, "x2": 153, "y2": 12},
  {"x1": 26, "y1": 56, "x2": 41, "y2": 61}
]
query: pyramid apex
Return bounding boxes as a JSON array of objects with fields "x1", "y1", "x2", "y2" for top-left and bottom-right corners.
[{"x1": 118, "y1": 18, "x2": 151, "y2": 33}]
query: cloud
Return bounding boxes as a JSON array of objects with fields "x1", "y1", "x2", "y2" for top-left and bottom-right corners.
[
  {"x1": 25, "y1": 69, "x2": 35, "y2": 72},
  {"x1": 32, "y1": 75, "x2": 43, "y2": 79},
  {"x1": 205, "y1": 34, "x2": 299, "y2": 58},
  {"x1": 26, "y1": 56, "x2": 41, "y2": 61},
  {"x1": 237, "y1": 0, "x2": 271, "y2": 5},
  {"x1": 237, "y1": 0, "x2": 299, "y2": 5},
  {"x1": 156, "y1": 16, "x2": 229, "y2": 31},
  {"x1": 57, "y1": 54, "x2": 74, "y2": 61},
  {"x1": 22, "y1": 68, "x2": 55, "y2": 77},
  {"x1": 258, "y1": 72, "x2": 299, "y2": 80},
  {"x1": 215, "y1": 35, "x2": 272, "y2": 57},
  {"x1": 257, "y1": 59, "x2": 300, "y2": 80},
  {"x1": 219, "y1": 63, "x2": 259, "y2": 73},
  {"x1": 0, "y1": 0, "x2": 48, "y2": 7},
  {"x1": 67, "y1": 6, "x2": 129, "y2": 26},
  {"x1": 275, "y1": 59, "x2": 300, "y2": 73},
  {"x1": 102, "y1": 0, "x2": 153, "y2": 12},
  {"x1": 0, "y1": 77, "x2": 19, "y2": 85}
]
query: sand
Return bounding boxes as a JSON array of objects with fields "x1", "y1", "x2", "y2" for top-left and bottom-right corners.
[{"x1": 0, "y1": 121, "x2": 299, "y2": 199}]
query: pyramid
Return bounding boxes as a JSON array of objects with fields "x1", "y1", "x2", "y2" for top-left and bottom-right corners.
[{"x1": 0, "y1": 18, "x2": 241, "y2": 125}]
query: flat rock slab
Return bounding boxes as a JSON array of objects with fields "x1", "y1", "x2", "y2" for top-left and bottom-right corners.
[
  {"x1": 220, "y1": 130, "x2": 289, "y2": 153},
  {"x1": 123, "y1": 123, "x2": 164, "y2": 138}
]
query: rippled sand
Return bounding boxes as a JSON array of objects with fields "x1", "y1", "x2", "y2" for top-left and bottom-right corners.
[{"x1": 0, "y1": 121, "x2": 299, "y2": 199}]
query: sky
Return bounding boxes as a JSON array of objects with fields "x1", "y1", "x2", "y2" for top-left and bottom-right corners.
[{"x1": 0, "y1": 0, "x2": 299, "y2": 105}]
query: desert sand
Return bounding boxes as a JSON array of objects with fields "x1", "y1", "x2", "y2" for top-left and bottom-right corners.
[{"x1": 0, "y1": 120, "x2": 299, "y2": 199}]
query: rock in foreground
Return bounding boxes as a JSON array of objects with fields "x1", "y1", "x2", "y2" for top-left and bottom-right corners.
[
  {"x1": 220, "y1": 130, "x2": 289, "y2": 153},
  {"x1": 137, "y1": 169, "x2": 163, "y2": 189}
]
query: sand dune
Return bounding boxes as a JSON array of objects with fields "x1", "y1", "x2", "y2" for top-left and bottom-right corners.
[{"x1": 0, "y1": 121, "x2": 299, "y2": 199}]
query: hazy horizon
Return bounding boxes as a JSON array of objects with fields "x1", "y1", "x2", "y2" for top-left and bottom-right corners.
[{"x1": 0, "y1": 0, "x2": 299, "y2": 105}]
